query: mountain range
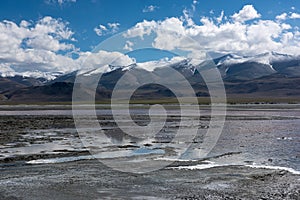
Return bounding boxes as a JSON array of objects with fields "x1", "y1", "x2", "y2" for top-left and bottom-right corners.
[{"x1": 1, "y1": 52, "x2": 300, "y2": 103}]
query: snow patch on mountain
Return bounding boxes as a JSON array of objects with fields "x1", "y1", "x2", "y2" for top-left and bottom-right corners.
[
  {"x1": 1, "y1": 52, "x2": 298, "y2": 80},
  {"x1": 0, "y1": 70, "x2": 63, "y2": 80},
  {"x1": 136, "y1": 56, "x2": 186, "y2": 72},
  {"x1": 218, "y1": 52, "x2": 297, "y2": 72},
  {"x1": 81, "y1": 65, "x2": 121, "y2": 76}
]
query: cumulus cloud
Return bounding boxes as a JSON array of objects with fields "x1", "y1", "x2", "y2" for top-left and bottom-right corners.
[
  {"x1": 143, "y1": 5, "x2": 159, "y2": 13},
  {"x1": 182, "y1": 9, "x2": 195, "y2": 26},
  {"x1": 0, "y1": 17, "x2": 132, "y2": 79},
  {"x1": 123, "y1": 20, "x2": 157, "y2": 39},
  {"x1": 290, "y1": 13, "x2": 300, "y2": 19},
  {"x1": 94, "y1": 24, "x2": 107, "y2": 36},
  {"x1": 108, "y1": 23, "x2": 120, "y2": 32},
  {"x1": 46, "y1": 0, "x2": 76, "y2": 6},
  {"x1": 216, "y1": 11, "x2": 224, "y2": 23},
  {"x1": 2, "y1": 4, "x2": 300, "y2": 79},
  {"x1": 276, "y1": 12, "x2": 300, "y2": 20},
  {"x1": 94, "y1": 22, "x2": 120, "y2": 36},
  {"x1": 123, "y1": 40, "x2": 134, "y2": 51},
  {"x1": 276, "y1": 13, "x2": 288, "y2": 21},
  {"x1": 78, "y1": 50, "x2": 135, "y2": 73},
  {"x1": 231, "y1": 5, "x2": 261, "y2": 23},
  {"x1": 124, "y1": 5, "x2": 300, "y2": 56},
  {"x1": 58, "y1": 0, "x2": 76, "y2": 5},
  {"x1": 0, "y1": 17, "x2": 74, "y2": 62}
]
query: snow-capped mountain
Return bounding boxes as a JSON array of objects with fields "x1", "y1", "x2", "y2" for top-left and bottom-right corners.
[
  {"x1": 77, "y1": 56, "x2": 188, "y2": 75},
  {"x1": 1, "y1": 52, "x2": 300, "y2": 102},
  {"x1": 74, "y1": 52, "x2": 299, "y2": 81},
  {"x1": 213, "y1": 52, "x2": 300, "y2": 80},
  {"x1": 1, "y1": 51, "x2": 298, "y2": 81},
  {"x1": 0, "y1": 70, "x2": 65, "y2": 81},
  {"x1": 216, "y1": 52, "x2": 296, "y2": 66}
]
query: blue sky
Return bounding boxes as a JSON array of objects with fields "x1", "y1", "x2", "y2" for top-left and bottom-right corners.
[{"x1": 1, "y1": 0, "x2": 300, "y2": 78}]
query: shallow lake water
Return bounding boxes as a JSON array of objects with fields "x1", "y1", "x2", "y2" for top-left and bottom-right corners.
[{"x1": 0, "y1": 104, "x2": 299, "y2": 174}]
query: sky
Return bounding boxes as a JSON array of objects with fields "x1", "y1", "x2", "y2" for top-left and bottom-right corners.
[{"x1": 1, "y1": 0, "x2": 300, "y2": 78}]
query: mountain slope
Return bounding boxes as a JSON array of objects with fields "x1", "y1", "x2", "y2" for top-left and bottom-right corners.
[{"x1": 1, "y1": 52, "x2": 300, "y2": 102}]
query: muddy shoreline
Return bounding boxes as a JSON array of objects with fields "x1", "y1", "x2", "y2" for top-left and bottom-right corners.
[{"x1": 0, "y1": 159, "x2": 299, "y2": 200}]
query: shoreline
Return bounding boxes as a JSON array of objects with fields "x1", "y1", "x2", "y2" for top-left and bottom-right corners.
[
  {"x1": 1, "y1": 96, "x2": 300, "y2": 106},
  {"x1": 0, "y1": 159, "x2": 299, "y2": 199}
]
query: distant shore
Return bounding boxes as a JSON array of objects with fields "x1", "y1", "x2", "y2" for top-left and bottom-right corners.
[{"x1": 1, "y1": 97, "x2": 300, "y2": 106}]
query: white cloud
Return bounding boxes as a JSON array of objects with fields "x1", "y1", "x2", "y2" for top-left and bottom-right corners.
[
  {"x1": 94, "y1": 22, "x2": 120, "y2": 36},
  {"x1": 0, "y1": 17, "x2": 132, "y2": 79},
  {"x1": 108, "y1": 23, "x2": 120, "y2": 33},
  {"x1": 182, "y1": 9, "x2": 195, "y2": 26},
  {"x1": 26, "y1": 35, "x2": 73, "y2": 51},
  {"x1": 123, "y1": 20, "x2": 157, "y2": 39},
  {"x1": 46, "y1": 0, "x2": 76, "y2": 6},
  {"x1": 77, "y1": 50, "x2": 135, "y2": 74},
  {"x1": 192, "y1": 0, "x2": 197, "y2": 12},
  {"x1": 216, "y1": 11, "x2": 224, "y2": 23},
  {"x1": 2, "y1": 4, "x2": 300, "y2": 79},
  {"x1": 0, "y1": 16, "x2": 74, "y2": 53},
  {"x1": 276, "y1": 12, "x2": 300, "y2": 20},
  {"x1": 281, "y1": 32, "x2": 294, "y2": 45},
  {"x1": 0, "y1": 17, "x2": 80, "y2": 79},
  {"x1": 124, "y1": 5, "x2": 300, "y2": 56},
  {"x1": 290, "y1": 13, "x2": 300, "y2": 19},
  {"x1": 94, "y1": 24, "x2": 107, "y2": 36},
  {"x1": 20, "y1": 20, "x2": 31, "y2": 27},
  {"x1": 137, "y1": 57, "x2": 185, "y2": 72},
  {"x1": 143, "y1": 5, "x2": 159, "y2": 13},
  {"x1": 276, "y1": 13, "x2": 288, "y2": 21},
  {"x1": 123, "y1": 40, "x2": 134, "y2": 51},
  {"x1": 231, "y1": 5, "x2": 261, "y2": 23}
]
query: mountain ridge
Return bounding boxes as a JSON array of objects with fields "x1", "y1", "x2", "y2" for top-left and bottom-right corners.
[{"x1": 1, "y1": 52, "x2": 300, "y2": 102}]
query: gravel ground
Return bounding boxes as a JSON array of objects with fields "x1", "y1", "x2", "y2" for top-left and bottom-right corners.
[{"x1": 0, "y1": 159, "x2": 299, "y2": 200}]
